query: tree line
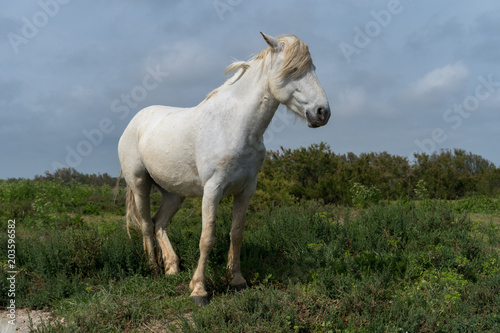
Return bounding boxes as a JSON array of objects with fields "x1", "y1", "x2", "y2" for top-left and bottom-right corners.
[
  {"x1": 29, "y1": 143, "x2": 499, "y2": 207},
  {"x1": 33, "y1": 168, "x2": 117, "y2": 187},
  {"x1": 257, "y1": 143, "x2": 499, "y2": 206}
]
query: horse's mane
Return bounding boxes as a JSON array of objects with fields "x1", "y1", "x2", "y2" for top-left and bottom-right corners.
[{"x1": 203, "y1": 35, "x2": 312, "y2": 103}]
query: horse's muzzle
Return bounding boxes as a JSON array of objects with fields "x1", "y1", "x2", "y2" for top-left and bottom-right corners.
[{"x1": 306, "y1": 106, "x2": 331, "y2": 128}]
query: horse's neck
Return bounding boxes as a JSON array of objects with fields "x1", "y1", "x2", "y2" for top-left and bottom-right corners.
[{"x1": 212, "y1": 67, "x2": 280, "y2": 144}]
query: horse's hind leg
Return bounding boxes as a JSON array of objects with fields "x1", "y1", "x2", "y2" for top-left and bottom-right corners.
[
  {"x1": 154, "y1": 190, "x2": 184, "y2": 275},
  {"x1": 129, "y1": 175, "x2": 157, "y2": 268}
]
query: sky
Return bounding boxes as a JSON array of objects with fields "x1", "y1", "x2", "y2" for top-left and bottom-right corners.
[{"x1": 1, "y1": 0, "x2": 499, "y2": 179}]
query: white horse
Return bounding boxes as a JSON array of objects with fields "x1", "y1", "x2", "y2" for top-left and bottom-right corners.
[{"x1": 118, "y1": 32, "x2": 330, "y2": 304}]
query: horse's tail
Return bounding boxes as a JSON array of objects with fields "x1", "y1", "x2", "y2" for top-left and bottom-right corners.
[
  {"x1": 112, "y1": 170, "x2": 123, "y2": 203},
  {"x1": 126, "y1": 185, "x2": 140, "y2": 238},
  {"x1": 115, "y1": 170, "x2": 140, "y2": 238}
]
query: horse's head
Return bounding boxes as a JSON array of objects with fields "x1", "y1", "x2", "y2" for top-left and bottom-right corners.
[{"x1": 261, "y1": 32, "x2": 331, "y2": 128}]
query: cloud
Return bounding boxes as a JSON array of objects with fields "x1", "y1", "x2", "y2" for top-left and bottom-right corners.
[
  {"x1": 0, "y1": 16, "x2": 19, "y2": 46},
  {"x1": 468, "y1": 9, "x2": 500, "y2": 64},
  {"x1": 143, "y1": 39, "x2": 224, "y2": 85},
  {"x1": 401, "y1": 61, "x2": 470, "y2": 107},
  {"x1": 405, "y1": 16, "x2": 465, "y2": 53},
  {"x1": 0, "y1": 78, "x2": 22, "y2": 104},
  {"x1": 335, "y1": 86, "x2": 369, "y2": 117},
  {"x1": 479, "y1": 88, "x2": 500, "y2": 112},
  {"x1": 473, "y1": 9, "x2": 500, "y2": 37},
  {"x1": 70, "y1": 85, "x2": 96, "y2": 102},
  {"x1": 412, "y1": 62, "x2": 469, "y2": 95}
]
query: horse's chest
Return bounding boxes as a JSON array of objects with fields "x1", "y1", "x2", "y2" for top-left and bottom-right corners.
[{"x1": 215, "y1": 149, "x2": 265, "y2": 194}]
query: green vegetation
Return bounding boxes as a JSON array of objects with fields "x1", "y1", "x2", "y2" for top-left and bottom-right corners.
[
  {"x1": 261, "y1": 143, "x2": 500, "y2": 205},
  {"x1": 0, "y1": 145, "x2": 499, "y2": 332}
]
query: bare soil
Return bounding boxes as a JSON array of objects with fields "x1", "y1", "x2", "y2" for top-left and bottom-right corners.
[
  {"x1": 0, "y1": 309, "x2": 193, "y2": 332},
  {"x1": 0, "y1": 309, "x2": 56, "y2": 333}
]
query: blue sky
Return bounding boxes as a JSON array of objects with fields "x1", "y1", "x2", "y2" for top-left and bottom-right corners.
[{"x1": 1, "y1": 0, "x2": 499, "y2": 178}]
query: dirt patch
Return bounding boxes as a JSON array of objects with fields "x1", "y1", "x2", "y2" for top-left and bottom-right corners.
[
  {"x1": 151, "y1": 313, "x2": 195, "y2": 333},
  {"x1": 0, "y1": 309, "x2": 57, "y2": 332},
  {"x1": 0, "y1": 309, "x2": 193, "y2": 332}
]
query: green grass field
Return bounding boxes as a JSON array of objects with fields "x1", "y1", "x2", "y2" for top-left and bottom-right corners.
[{"x1": 1, "y1": 179, "x2": 499, "y2": 332}]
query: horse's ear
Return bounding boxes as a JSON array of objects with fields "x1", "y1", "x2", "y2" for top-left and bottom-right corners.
[{"x1": 260, "y1": 32, "x2": 283, "y2": 52}]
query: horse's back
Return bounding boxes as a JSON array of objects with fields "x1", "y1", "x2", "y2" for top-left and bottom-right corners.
[
  {"x1": 118, "y1": 105, "x2": 203, "y2": 196},
  {"x1": 119, "y1": 105, "x2": 194, "y2": 148},
  {"x1": 120, "y1": 106, "x2": 181, "y2": 159}
]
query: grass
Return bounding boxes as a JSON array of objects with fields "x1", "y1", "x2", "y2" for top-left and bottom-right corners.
[
  {"x1": 0, "y1": 180, "x2": 499, "y2": 332},
  {"x1": 48, "y1": 274, "x2": 193, "y2": 332}
]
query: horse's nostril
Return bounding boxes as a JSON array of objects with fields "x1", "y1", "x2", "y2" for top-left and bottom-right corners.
[
  {"x1": 317, "y1": 107, "x2": 329, "y2": 119},
  {"x1": 315, "y1": 106, "x2": 330, "y2": 123}
]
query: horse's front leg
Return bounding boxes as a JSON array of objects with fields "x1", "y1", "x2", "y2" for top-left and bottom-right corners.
[
  {"x1": 227, "y1": 182, "x2": 256, "y2": 290},
  {"x1": 189, "y1": 183, "x2": 223, "y2": 305}
]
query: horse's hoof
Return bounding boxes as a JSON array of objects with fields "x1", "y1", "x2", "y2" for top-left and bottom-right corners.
[
  {"x1": 191, "y1": 296, "x2": 210, "y2": 306},
  {"x1": 232, "y1": 284, "x2": 247, "y2": 292},
  {"x1": 165, "y1": 266, "x2": 180, "y2": 275}
]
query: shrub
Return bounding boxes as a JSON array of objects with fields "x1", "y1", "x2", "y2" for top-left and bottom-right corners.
[
  {"x1": 453, "y1": 195, "x2": 499, "y2": 214},
  {"x1": 0, "y1": 221, "x2": 150, "y2": 309},
  {"x1": 351, "y1": 182, "x2": 381, "y2": 208}
]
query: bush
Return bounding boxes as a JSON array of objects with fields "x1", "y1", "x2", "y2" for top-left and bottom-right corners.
[
  {"x1": 453, "y1": 195, "x2": 500, "y2": 214},
  {"x1": 0, "y1": 179, "x2": 125, "y2": 225},
  {"x1": 260, "y1": 145, "x2": 499, "y2": 205},
  {"x1": 350, "y1": 182, "x2": 381, "y2": 208},
  {"x1": 0, "y1": 221, "x2": 150, "y2": 309}
]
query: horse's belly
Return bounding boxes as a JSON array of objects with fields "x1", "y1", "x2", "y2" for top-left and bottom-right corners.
[
  {"x1": 145, "y1": 159, "x2": 204, "y2": 197},
  {"x1": 157, "y1": 177, "x2": 204, "y2": 197}
]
